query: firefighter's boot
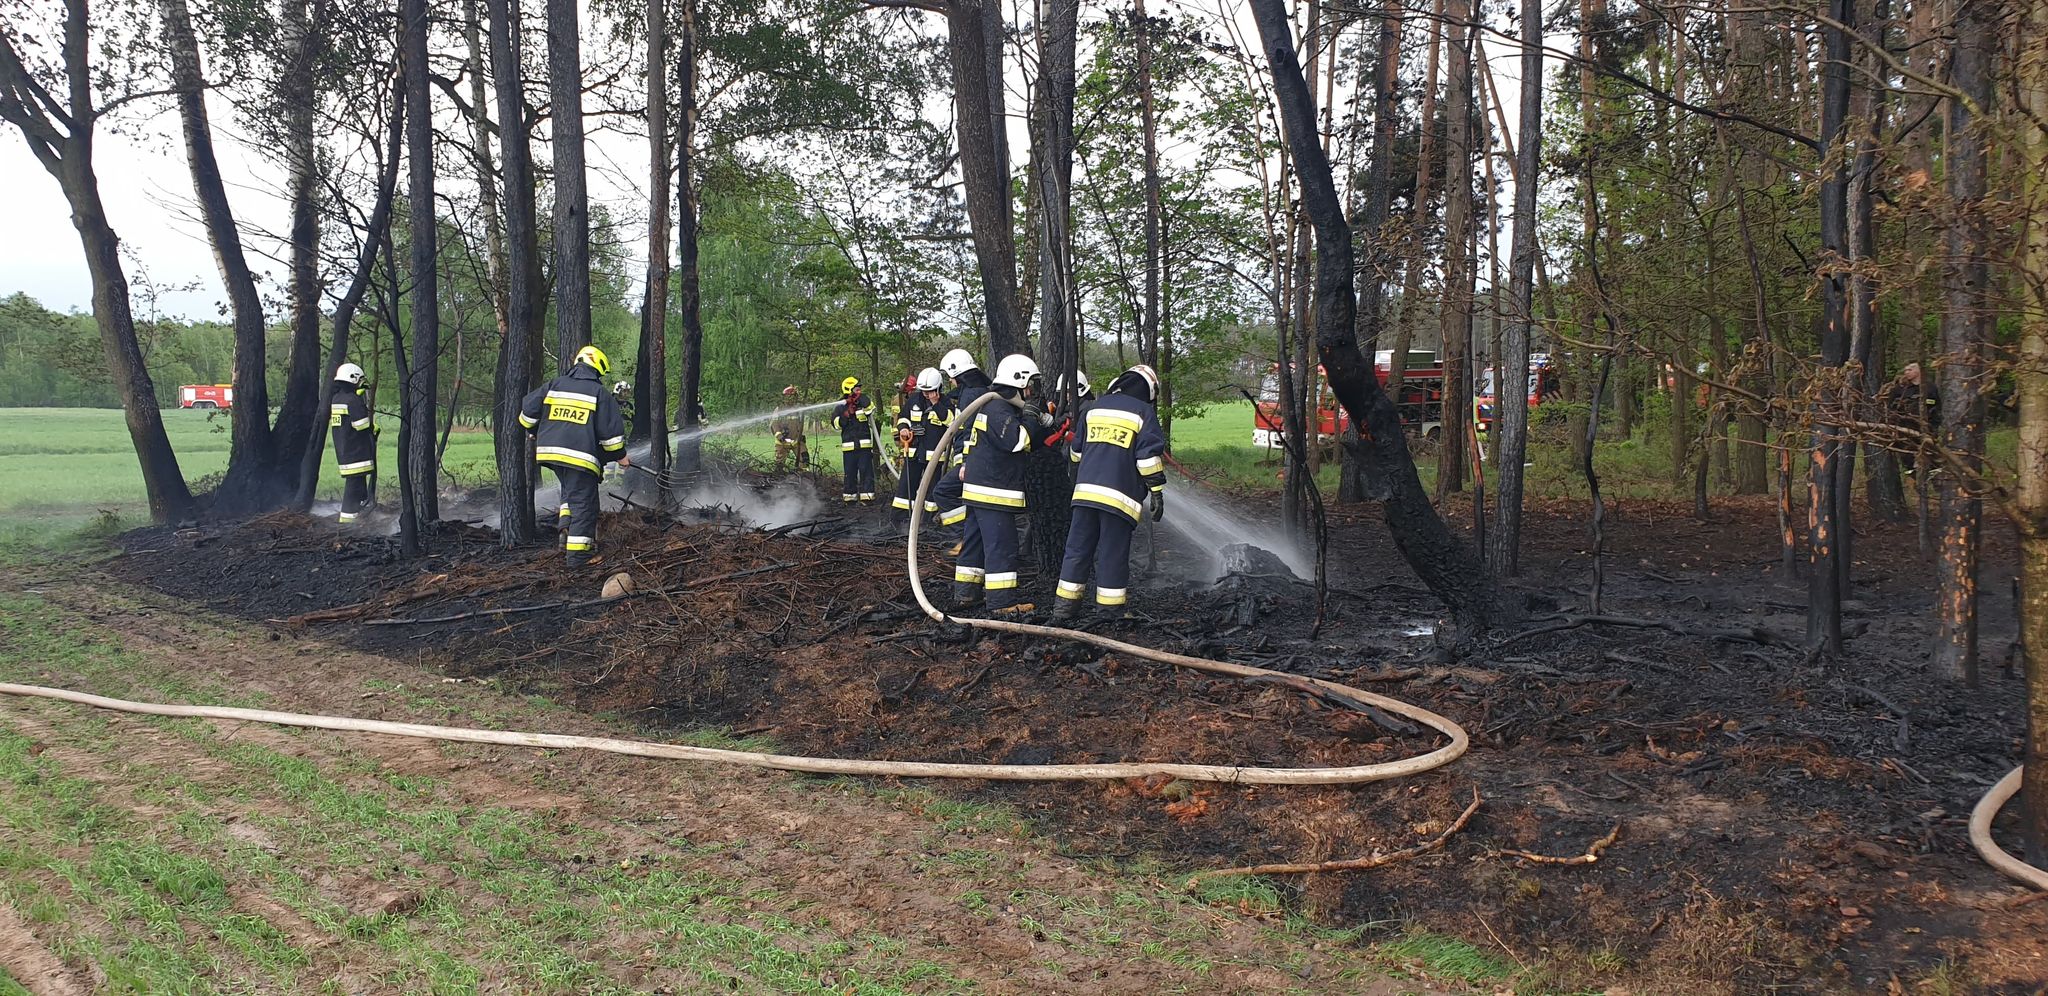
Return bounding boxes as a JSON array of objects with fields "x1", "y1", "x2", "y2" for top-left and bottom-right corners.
[
  {"x1": 952, "y1": 582, "x2": 984, "y2": 610},
  {"x1": 1048, "y1": 596, "x2": 1083, "y2": 626},
  {"x1": 566, "y1": 548, "x2": 594, "y2": 568}
]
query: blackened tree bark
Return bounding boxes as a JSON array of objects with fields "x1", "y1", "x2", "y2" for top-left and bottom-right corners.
[
  {"x1": 489, "y1": 0, "x2": 540, "y2": 546},
  {"x1": 675, "y1": 0, "x2": 706, "y2": 475},
  {"x1": 645, "y1": 0, "x2": 672, "y2": 486},
  {"x1": 1136, "y1": 0, "x2": 1163, "y2": 375},
  {"x1": 0, "y1": 2, "x2": 197, "y2": 524},
  {"x1": 1434, "y1": 0, "x2": 1474, "y2": 497},
  {"x1": 272, "y1": 0, "x2": 327, "y2": 484},
  {"x1": 1489, "y1": 0, "x2": 1541, "y2": 576},
  {"x1": 295, "y1": 80, "x2": 405, "y2": 512},
  {"x1": 548, "y1": 0, "x2": 592, "y2": 365},
  {"x1": 1248, "y1": 0, "x2": 1494, "y2": 644},
  {"x1": 1338, "y1": 3, "x2": 1400, "y2": 504},
  {"x1": 164, "y1": 0, "x2": 280, "y2": 514},
  {"x1": 1025, "y1": 0, "x2": 1079, "y2": 575},
  {"x1": 1806, "y1": 0, "x2": 1853, "y2": 654},
  {"x1": 401, "y1": 0, "x2": 440, "y2": 553},
  {"x1": 1850, "y1": 0, "x2": 1904, "y2": 523},
  {"x1": 947, "y1": 0, "x2": 1027, "y2": 357},
  {"x1": 1933, "y1": 0, "x2": 1991, "y2": 685}
]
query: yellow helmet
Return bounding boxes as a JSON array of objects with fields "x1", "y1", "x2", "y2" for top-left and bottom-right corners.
[
  {"x1": 841, "y1": 376, "x2": 861, "y2": 395},
  {"x1": 572, "y1": 344, "x2": 611, "y2": 378}
]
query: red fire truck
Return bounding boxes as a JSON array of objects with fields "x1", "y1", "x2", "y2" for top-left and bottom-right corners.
[
  {"x1": 177, "y1": 384, "x2": 235, "y2": 410},
  {"x1": 1474, "y1": 353, "x2": 1560, "y2": 433},
  {"x1": 1252, "y1": 350, "x2": 1445, "y2": 449}
]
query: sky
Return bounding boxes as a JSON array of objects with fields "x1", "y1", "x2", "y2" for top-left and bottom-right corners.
[{"x1": 0, "y1": 0, "x2": 1542, "y2": 324}]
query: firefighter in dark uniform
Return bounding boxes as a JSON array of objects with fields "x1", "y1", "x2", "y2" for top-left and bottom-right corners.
[
  {"x1": 1051, "y1": 364, "x2": 1166, "y2": 622},
  {"x1": 933, "y1": 348, "x2": 988, "y2": 533},
  {"x1": 329, "y1": 362, "x2": 376, "y2": 525},
  {"x1": 893, "y1": 367, "x2": 955, "y2": 518},
  {"x1": 1046, "y1": 370, "x2": 1095, "y2": 458},
  {"x1": 833, "y1": 376, "x2": 878, "y2": 503},
  {"x1": 519, "y1": 345, "x2": 630, "y2": 565},
  {"x1": 954, "y1": 354, "x2": 1057, "y2": 614}
]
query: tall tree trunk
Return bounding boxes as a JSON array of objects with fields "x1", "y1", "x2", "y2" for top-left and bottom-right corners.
[
  {"x1": 645, "y1": 0, "x2": 672, "y2": 487},
  {"x1": 1570, "y1": 0, "x2": 1604, "y2": 471},
  {"x1": 0, "y1": 1, "x2": 199, "y2": 523},
  {"x1": 1849, "y1": 0, "x2": 1900, "y2": 526},
  {"x1": 272, "y1": 0, "x2": 327, "y2": 484},
  {"x1": 675, "y1": 0, "x2": 706, "y2": 474},
  {"x1": 1338, "y1": 2, "x2": 1401, "y2": 503},
  {"x1": 296, "y1": 79, "x2": 405, "y2": 512},
  {"x1": 548, "y1": 0, "x2": 592, "y2": 366},
  {"x1": 1248, "y1": 0, "x2": 1494, "y2": 646},
  {"x1": 1027, "y1": 0, "x2": 1080, "y2": 574},
  {"x1": 164, "y1": 0, "x2": 279, "y2": 513},
  {"x1": 1434, "y1": 0, "x2": 1473, "y2": 497},
  {"x1": 2013, "y1": 0, "x2": 2048, "y2": 860},
  {"x1": 1490, "y1": 0, "x2": 1541, "y2": 576},
  {"x1": 1388, "y1": 0, "x2": 1444, "y2": 390},
  {"x1": 1136, "y1": 0, "x2": 1163, "y2": 372},
  {"x1": 948, "y1": 0, "x2": 1027, "y2": 356},
  {"x1": 489, "y1": 0, "x2": 540, "y2": 546},
  {"x1": 402, "y1": 0, "x2": 440, "y2": 553},
  {"x1": 1805, "y1": 0, "x2": 1854, "y2": 654},
  {"x1": 1933, "y1": 0, "x2": 1992, "y2": 684}
]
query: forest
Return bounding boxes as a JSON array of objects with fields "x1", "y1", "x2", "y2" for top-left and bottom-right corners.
[{"x1": 0, "y1": 0, "x2": 2045, "y2": 986}]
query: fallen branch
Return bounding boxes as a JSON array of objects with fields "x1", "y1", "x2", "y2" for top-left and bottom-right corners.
[
  {"x1": 1491, "y1": 822, "x2": 1621, "y2": 865},
  {"x1": 1240, "y1": 673, "x2": 1419, "y2": 735},
  {"x1": 1185, "y1": 786, "x2": 1481, "y2": 886},
  {"x1": 1493, "y1": 613, "x2": 1796, "y2": 650}
]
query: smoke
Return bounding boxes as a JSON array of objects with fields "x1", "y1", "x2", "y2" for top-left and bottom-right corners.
[
  {"x1": 674, "y1": 478, "x2": 823, "y2": 530},
  {"x1": 1156, "y1": 483, "x2": 1313, "y2": 583}
]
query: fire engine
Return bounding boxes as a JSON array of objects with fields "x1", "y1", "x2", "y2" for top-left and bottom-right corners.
[
  {"x1": 1252, "y1": 350, "x2": 1445, "y2": 448},
  {"x1": 1474, "y1": 354, "x2": 1560, "y2": 433},
  {"x1": 177, "y1": 384, "x2": 234, "y2": 410}
]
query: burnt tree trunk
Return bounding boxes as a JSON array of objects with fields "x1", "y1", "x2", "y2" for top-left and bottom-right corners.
[
  {"x1": 1806, "y1": 0, "x2": 1853, "y2": 654},
  {"x1": 1489, "y1": 0, "x2": 1541, "y2": 575},
  {"x1": 548, "y1": 0, "x2": 592, "y2": 365},
  {"x1": 0, "y1": 0, "x2": 197, "y2": 524},
  {"x1": 645, "y1": 0, "x2": 672, "y2": 487},
  {"x1": 1933, "y1": 0, "x2": 1991, "y2": 685},
  {"x1": 272, "y1": 0, "x2": 327, "y2": 483},
  {"x1": 401, "y1": 0, "x2": 440, "y2": 552},
  {"x1": 948, "y1": 0, "x2": 1027, "y2": 357},
  {"x1": 1338, "y1": 3, "x2": 1400, "y2": 504},
  {"x1": 1027, "y1": 0, "x2": 1079, "y2": 574},
  {"x1": 1249, "y1": 0, "x2": 1494, "y2": 644},
  {"x1": 2014, "y1": 0, "x2": 2047, "y2": 861},
  {"x1": 1434, "y1": 0, "x2": 1474, "y2": 498},
  {"x1": 674, "y1": 0, "x2": 705, "y2": 475},
  {"x1": 489, "y1": 0, "x2": 540, "y2": 545},
  {"x1": 165, "y1": 0, "x2": 280, "y2": 513}
]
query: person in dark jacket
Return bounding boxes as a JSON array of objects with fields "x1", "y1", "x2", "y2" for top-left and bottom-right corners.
[
  {"x1": 1050, "y1": 365, "x2": 1166, "y2": 621},
  {"x1": 933, "y1": 348, "x2": 988, "y2": 534},
  {"x1": 954, "y1": 354, "x2": 1057, "y2": 614},
  {"x1": 894, "y1": 366, "x2": 956, "y2": 518},
  {"x1": 1880, "y1": 362, "x2": 1940, "y2": 477},
  {"x1": 833, "y1": 376, "x2": 878, "y2": 503},
  {"x1": 520, "y1": 345, "x2": 630, "y2": 565},
  {"x1": 329, "y1": 362, "x2": 377, "y2": 525}
]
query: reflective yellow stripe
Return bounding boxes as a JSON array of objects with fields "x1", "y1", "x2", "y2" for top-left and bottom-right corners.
[
  {"x1": 351, "y1": 417, "x2": 372, "y2": 431},
  {"x1": 940, "y1": 506, "x2": 967, "y2": 526},
  {"x1": 985, "y1": 572, "x2": 1018, "y2": 590},
  {"x1": 519, "y1": 413, "x2": 538, "y2": 429},
  {"x1": 1073, "y1": 482, "x2": 1142, "y2": 520},
  {"x1": 1135, "y1": 456, "x2": 1164, "y2": 475},
  {"x1": 1090, "y1": 410, "x2": 1143, "y2": 433},
  {"x1": 543, "y1": 390, "x2": 599, "y2": 409},
  {"x1": 565, "y1": 538, "x2": 593, "y2": 552},
  {"x1": 1056, "y1": 580, "x2": 1085, "y2": 599},
  {"x1": 537, "y1": 446, "x2": 599, "y2": 473},
  {"x1": 338, "y1": 460, "x2": 375, "y2": 476},
  {"x1": 954, "y1": 567, "x2": 985, "y2": 584},
  {"x1": 1096, "y1": 588, "x2": 1127, "y2": 606},
  {"x1": 891, "y1": 496, "x2": 912, "y2": 510}
]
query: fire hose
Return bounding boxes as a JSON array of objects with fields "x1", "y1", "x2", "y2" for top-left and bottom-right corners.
[{"x1": 1971, "y1": 767, "x2": 2048, "y2": 891}]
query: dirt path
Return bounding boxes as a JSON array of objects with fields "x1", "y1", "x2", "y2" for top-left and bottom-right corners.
[{"x1": 0, "y1": 572, "x2": 1451, "y2": 995}]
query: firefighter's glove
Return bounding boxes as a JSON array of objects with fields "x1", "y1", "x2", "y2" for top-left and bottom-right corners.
[
  {"x1": 1147, "y1": 491, "x2": 1165, "y2": 522},
  {"x1": 1035, "y1": 409, "x2": 1056, "y2": 430},
  {"x1": 372, "y1": 424, "x2": 382, "y2": 436}
]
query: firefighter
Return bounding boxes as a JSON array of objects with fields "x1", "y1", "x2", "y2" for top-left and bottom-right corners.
[
  {"x1": 932, "y1": 348, "x2": 988, "y2": 532},
  {"x1": 1051, "y1": 364, "x2": 1166, "y2": 622},
  {"x1": 771, "y1": 385, "x2": 808, "y2": 472},
  {"x1": 612, "y1": 380, "x2": 635, "y2": 425},
  {"x1": 954, "y1": 354, "x2": 1057, "y2": 614},
  {"x1": 1880, "y1": 362, "x2": 1940, "y2": 477},
  {"x1": 893, "y1": 367, "x2": 955, "y2": 518},
  {"x1": 1046, "y1": 371, "x2": 1094, "y2": 458},
  {"x1": 329, "y1": 362, "x2": 377, "y2": 525},
  {"x1": 519, "y1": 345, "x2": 630, "y2": 566},
  {"x1": 833, "y1": 376, "x2": 878, "y2": 503}
]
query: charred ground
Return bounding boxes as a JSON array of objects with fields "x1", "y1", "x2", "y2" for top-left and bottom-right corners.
[{"x1": 107, "y1": 480, "x2": 2047, "y2": 993}]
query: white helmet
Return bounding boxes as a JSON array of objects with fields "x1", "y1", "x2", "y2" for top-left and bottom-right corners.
[
  {"x1": 335, "y1": 362, "x2": 365, "y2": 386},
  {"x1": 940, "y1": 348, "x2": 978, "y2": 379},
  {"x1": 1056, "y1": 371, "x2": 1091, "y2": 396},
  {"x1": 993, "y1": 354, "x2": 1040, "y2": 389},
  {"x1": 915, "y1": 367, "x2": 943, "y2": 392},
  {"x1": 1114, "y1": 363, "x2": 1160, "y2": 403}
]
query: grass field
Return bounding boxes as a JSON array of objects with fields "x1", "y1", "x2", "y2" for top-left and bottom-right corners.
[{"x1": 0, "y1": 404, "x2": 2018, "y2": 535}]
